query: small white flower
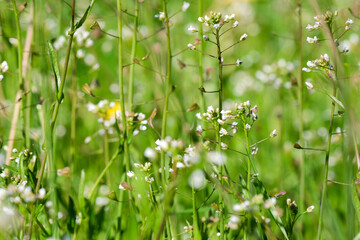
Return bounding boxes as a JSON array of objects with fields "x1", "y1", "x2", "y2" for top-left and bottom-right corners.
[
  {"x1": 251, "y1": 147, "x2": 258, "y2": 155},
  {"x1": 196, "y1": 125, "x2": 203, "y2": 132},
  {"x1": 270, "y1": 129, "x2": 277, "y2": 137},
  {"x1": 302, "y1": 67, "x2": 312, "y2": 72},
  {"x1": 207, "y1": 151, "x2": 227, "y2": 166},
  {"x1": 196, "y1": 112, "x2": 202, "y2": 119},
  {"x1": 264, "y1": 197, "x2": 276, "y2": 209},
  {"x1": 155, "y1": 12, "x2": 165, "y2": 21},
  {"x1": 323, "y1": 53, "x2": 330, "y2": 62},
  {"x1": 236, "y1": 59, "x2": 242, "y2": 66},
  {"x1": 219, "y1": 128, "x2": 228, "y2": 137},
  {"x1": 207, "y1": 105, "x2": 214, "y2": 113},
  {"x1": 306, "y1": 24, "x2": 314, "y2": 31},
  {"x1": 220, "y1": 142, "x2": 228, "y2": 150},
  {"x1": 198, "y1": 17, "x2": 204, "y2": 23},
  {"x1": 214, "y1": 24, "x2": 220, "y2": 29},
  {"x1": 119, "y1": 184, "x2": 126, "y2": 190},
  {"x1": 305, "y1": 81, "x2": 313, "y2": 90},
  {"x1": 217, "y1": 119, "x2": 225, "y2": 125},
  {"x1": 245, "y1": 124, "x2": 251, "y2": 131},
  {"x1": 139, "y1": 125, "x2": 147, "y2": 131},
  {"x1": 306, "y1": 36, "x2": 319, "y2": 44},
  {"x1": 345, "y1": 18, "x2": 354, "y2": 26},
  {"x1": 307, "y1": 205, "x2": 315, "y2": 212},
  {"x1": 240, "y1": 33, "x2": 248, "y2": 41},
  {"x1": 306, "y1": 61, "x2": 316, "y2": 68},
  {"x1": 188, "y1": 170, "x2": 206, "y2": 189},
  {"x1": 144, "y1": 147, "x2": 156, "y2": 159},
  {"x1": 127, "y1": 171, "x2": 135, "y2": 178},
  {"x1": 182, "y1": 2, "x2": 190, "y2": 12},
  {"x1": 232, "y1": 21, "x2": 239, "y2": 28},
  {"x1": 1, "y1": 61, "x2": 9, "y2": 73},
  {"x1": 187, "y1": 43, "x2": 196, "y2": 50},
  {"x1": 38, "y1": 188, "x2": 46, "y2": 199},
  {"x1": 187, "y1": 25, "x2": 197, "y2": 33}
]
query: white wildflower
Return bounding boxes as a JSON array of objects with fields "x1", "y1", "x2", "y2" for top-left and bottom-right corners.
[
  {"x1": 240, "y1": 33, "x2": 248, "y2": 41},
  {"x1": 188, "y1": 170, "x2": 206, "y2": 189}
]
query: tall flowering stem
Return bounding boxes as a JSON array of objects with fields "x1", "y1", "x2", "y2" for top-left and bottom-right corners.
[
  {"x1": 128, "y1": 0, "x2": 139, "y2": 111},
  {"x1": 116, "y1": 1, "x2": 131, "y2": 237},
  {"x1": 297, "y1": 1, "x2": 306, "y2": 216},
  {"x1": 198, "y1": 0, "x2": 206, "y2": 112},
  {"x1": 215, "y1": 27, "x2": 225, "y2": 239},
  {"x1": 160, "y1": 0, "x2": 172, "y2": 155},
  {"x1": 11, "y1": 0, "x2": 29, "y2": 148}
]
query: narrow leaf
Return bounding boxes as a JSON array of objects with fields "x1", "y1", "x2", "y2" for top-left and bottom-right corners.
[
  {"x1": 47, "y1": 42, "x2": 61, "y2": 96},
  {"x1": 72, "y1": 0, "x2": 96, "y2": 33},
  {"x1": 329, "y1": 95, "x2": 345, "y2": 109}
]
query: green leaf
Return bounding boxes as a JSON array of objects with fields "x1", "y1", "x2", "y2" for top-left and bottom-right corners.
[
  {"x1": 72, "y1": 0, "x2": 96, "y2": 34},
  {"x1": 352, "y1": 183, "x2": 360, "y2": 223},
  {"x1": 329, "y1": 95, "x2": 345, "y2": 109},
  {"x1": 47, "y1": 42, "x2": 61, "y2": 98},
  {"x1": 79, "y1": 170, "x2": 86, "y2": 215},
  {"x1": 3, "y1": 164, "x2": 18, "y2": 173}
]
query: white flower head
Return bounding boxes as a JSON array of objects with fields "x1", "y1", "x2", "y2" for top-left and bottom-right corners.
[
  {"x1": 240, "y1": 33, "x2": 248, "y2": 41},
  {"x1": 306, "y1": 205, "x2": 315, "y2": 213},
  {"x1": 188, "y1": 170, "x2": 206, "y2": 189},
  {"x1": 207, "y1": 151, "x2": 227, "y2": 166},
  {"x1": 219, "y1": 128, "x2": 228, "y2": 137},
  {"x1": 270, "y1": 129, "x2": 277, "y2": 137},
  {"x1": 187, "y1": 43, "x2": 196, "y2": 50},
  {"x1": 187, "y1": 25, "x2": 197, "y2": 33},
  {"x1": 144, "y1": 147, "x2": 157, "y2": 159},
  {"x1": 305, "y1": 81, "x2": 313, "y2": 90},
  {"x1": 127, "y1": 171, "x2": 135, "y2": 178},
  {"x1": 182, "y1": 2, "x2": 190, "y2": 12}
]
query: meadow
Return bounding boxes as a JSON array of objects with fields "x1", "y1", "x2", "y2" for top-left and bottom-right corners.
[{"x1": 0, "y1": 0, "x2": 360, "y2": 239}]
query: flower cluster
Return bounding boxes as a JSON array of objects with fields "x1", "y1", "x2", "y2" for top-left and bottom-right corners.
[
  {"x1": 306, "y1": 10, "x2": 338, "y2": 32},
  {"x1": 196, "y1": 102, "x2": 259, "y2": 139},
  {"x1": 197, "y1": 11, "x2": 240, "y2": 32},
  {"x1": 0, "y1": 61, "x2": 9, "y2": 81},
  {"x1": 255, "y1": 59, "x2": 296, "y2": 89},
  {"x1": 302, "y1": 53, "x2": 332, "y2": 72},
  {"x1": 229, "y1": 194, "x2": 273, "y2": 229},
  {"x1": 87, "y1": 100, "x2": 147, "y2": 135}
]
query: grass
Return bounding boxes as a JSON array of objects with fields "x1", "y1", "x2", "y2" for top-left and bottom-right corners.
[{"x1": 0, "y1": 0, "x2": 360, "y2": 239}]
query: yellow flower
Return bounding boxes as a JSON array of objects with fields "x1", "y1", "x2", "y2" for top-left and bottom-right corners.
[{"x1": 104, "y1": 102, "x2": 121, "y2": 120}]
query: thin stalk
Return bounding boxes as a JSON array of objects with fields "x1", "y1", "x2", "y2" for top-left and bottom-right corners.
[
  {"x1": 160, "y1": 0, "x2": 172, "y2": 142},
  {"x1": 47, "y1": 0, "x2": 76, "y2": 237},
  {"x1": 198, "y1": 0, "x2": 205, "y2": 112},
  {"x1": 88, "y1": 149, "x2": 120, "y2": 200},
  {"x1": 316, "y1": 81, "x2": 336, "y2": 240},
  {"x1": 297, "y1": 1, "x2": 305, "y2": 216},
  {"x1": 157, "y1": 1, "x2": 173, "y2": 238},
  {"x1": 70, "y1": 48, "x2": 77, "y2": 163},
  {"x1": 192, "y1": 187, "x2": 201, "y2": 238},
  {"x1": 11, "y1": 0, "x2": 29, "y2": 148},
  {"x1": 128, "y1": 0, "x2": 139, "y2": 111},
  {"x1": 104, "y1": 131, "x2": 111, "y2": 185},
  {"x1": 215, "y1": 28, "x2": 225, "y2": 240},
  {"x1": 159, "y1": 0, "x2": 172, "y2": 188},
  {"x1": 116, "y1": 0, "x2": 131, "y2": 238}
]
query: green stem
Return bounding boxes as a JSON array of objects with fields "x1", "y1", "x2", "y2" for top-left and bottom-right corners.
[
  {"x1": 198, "y1": 0, "x2": 205, "y2": 112},
  {"x1": 116, "y1": 0, "x2": 131, "y2": 238},
  {"x1": 11, "y1": 0, "x2": 29, "y2": 149},
  {"x1": 160, "y1": 0, "x2": 172, "y2": 140},
  {"x1": 215, "y1": 29, "x2": 225, "y2": 240},
  {"x1": 88, "y1": 149, "x2": 120, "y2": 200},
  {"x1": 297, "y1": 1, "x2": 305, "y2": 215},
  {"x1": 128, "y1": 0, "x2": 139, "y2": 111},
  {"x1": 192, "y1": 186, "x2": 201, "y2": 238},
  {"x1": 70, "y1": 47, "x2": 77, "y2": 163},
  {"x1": 316, "y1": 81, "x2": 336, "y2": 240},
  {"x1": 104, "y1": 130, "x2": 111, "y2": 185}
]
